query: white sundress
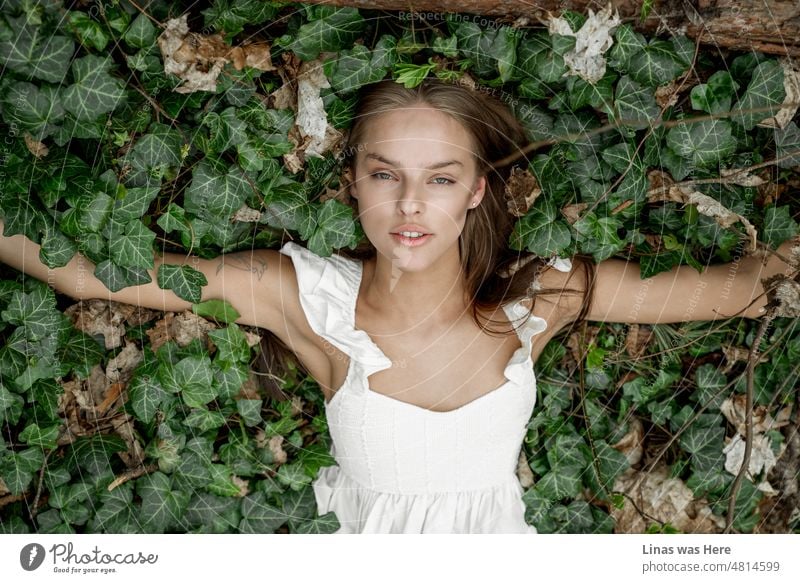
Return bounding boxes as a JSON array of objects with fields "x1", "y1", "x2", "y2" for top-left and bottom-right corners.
[{"x1": 279, "y1": 241, "x2": 572, "y2": 533}]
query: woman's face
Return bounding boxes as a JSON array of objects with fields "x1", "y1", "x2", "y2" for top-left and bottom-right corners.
[{"x1": 350, "y1": 106, "x2": 486, "y2": 272}]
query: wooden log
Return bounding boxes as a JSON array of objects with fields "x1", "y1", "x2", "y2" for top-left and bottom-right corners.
[{"x1": 276, "y1": 0, "x2": 800, "y2": 57}]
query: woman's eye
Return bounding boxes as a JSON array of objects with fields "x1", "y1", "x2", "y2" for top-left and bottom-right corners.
[
  {"x1": 371, "y1": 172, "x2": 393, "y2": 180},
  {"x1": 432, "y1": 177, "x2": 454, "y2": 185}
]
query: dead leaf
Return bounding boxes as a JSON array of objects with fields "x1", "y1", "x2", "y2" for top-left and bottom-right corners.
[
  {"x1": 655, "y1": 79, "x2": 681, "y2": 108},
  {"x1": 719, "y1": 167, "x2": 766, "y2": 187},
  {"x1": 684, "y1": 189, "x2": 758, "y2": 254},
  {"x1": 516, "y1": 450, "x2": 534, "y2": 488},
  {"x1": 158, "y1": 15, "x2": 276, "y2": 95},
  {"x1": 268, "y1": 435, "x2": 288, "y2": 465},
  {"x1": 757, "y1": 57, "x2": 800, "y2": 130},
  {"x1": 611, "y1": 465, "x2": 725, "y2": 533},
  {"x1": 233, "y1": 205, "x2": 262, "y2": 222},
  {"x1": 560, "y1": 202, "x2": 587, "y2": 225},
  {"x1": 105, "y1": 340, "x2": 143, "y2": 385},
  {"x1": 625, "y1": 324, "x2": 653, "y2": 359},
  {"x1": 762, "y1": 273, "x2": 800, "y2": 318},
  {"x1": 231, "y1": 475, "x2": 250, "y2": 497},
  {"x1": 24, "y1": 132, "x2": 48, "y2": 158},
  {"x1": 64, "y1": 299, "x2": 141, "y2": 350},
  {"x1": 720, "y1": 394, "x2": 792, "y2": 436},
  {"x1": 111, "y1": 413, "x2": 146, "y2": 468},
  {"x1": 611, "y1": 416, "x2": 644, "y2": 466},
  {"x1": 145, "y1": 311, "x2": 217, "y2": 352},
  {"x1": 295, "y1": 59, "x2": 342, "y2": 158},
  {"x1": 723, "y1": 433, "x2": 784, "y2": 493},
  {"x1": 547, "y1": 4, "x2": 622, "y2": 84},
  {"x1": 720, "y1": 344, "x2": 769, "y2": 373},
  {"x1": 504, "y1": 166, "x2": 541, "y2": 217}
]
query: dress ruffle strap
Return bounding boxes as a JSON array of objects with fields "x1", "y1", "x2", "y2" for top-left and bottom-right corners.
[
  {"x1": 501, "y1": 300, "x2": 548, "y2": 386},
  {"x1": 279, "y1": 242, "x2": 393, "y2": 376}
]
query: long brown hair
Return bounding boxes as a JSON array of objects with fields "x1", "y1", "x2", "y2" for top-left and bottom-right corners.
[{"x1": 252, "y1": 78, "x2": 595, "y2": 401}]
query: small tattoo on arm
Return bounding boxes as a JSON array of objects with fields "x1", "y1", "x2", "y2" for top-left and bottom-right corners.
[{"x1": 216, "y1": 255, "x2": 268, "y2": 280}]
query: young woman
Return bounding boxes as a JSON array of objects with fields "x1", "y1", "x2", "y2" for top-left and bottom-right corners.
[{"x1": 0, "y1": 79, "x2": 793, "y2": 534}]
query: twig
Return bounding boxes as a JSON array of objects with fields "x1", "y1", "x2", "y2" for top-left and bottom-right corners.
[
  {"x1": 724, "y1": 311, "x2": 775, "y2": 533},
  {"x1": 647, "y1": 149, "x2": 800, "y2": 198},
  {"x1": 30, "y1": 448, "x2": 56, "y2": 520},
  {"x1": 107, "y1": 463, "x2": 160, "y2": 492}
]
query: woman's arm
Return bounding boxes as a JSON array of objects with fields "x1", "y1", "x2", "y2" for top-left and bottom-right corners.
[
  {"x1": 554, "y1": 237, "x2": 798, "y2": 325},
  {"x1": 0, "y1": 218, "x2": 289, "y2": 330}
]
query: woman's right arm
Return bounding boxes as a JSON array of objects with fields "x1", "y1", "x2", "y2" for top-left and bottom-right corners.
[{"x1": 0, "y1": 218, "x2": 292, "y2": 331}]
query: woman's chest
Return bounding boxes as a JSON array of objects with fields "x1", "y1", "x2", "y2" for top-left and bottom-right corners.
[{"x1": 323, "y1": 306, "x2": 556, "y2": 412}]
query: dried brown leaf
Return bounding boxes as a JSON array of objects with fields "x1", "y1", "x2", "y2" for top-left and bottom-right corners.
[{"x1": 504, "y1": 166, "x2": 541, "y2": 217}]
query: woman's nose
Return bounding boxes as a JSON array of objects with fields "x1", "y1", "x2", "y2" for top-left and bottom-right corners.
[{"x1": 396, "y1": 179, "x2": 424, "y2": 213}]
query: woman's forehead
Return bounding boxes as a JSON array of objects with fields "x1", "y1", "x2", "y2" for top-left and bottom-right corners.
[{"x1": 357, "y1": 108, "x2": 478, "y2": 162}]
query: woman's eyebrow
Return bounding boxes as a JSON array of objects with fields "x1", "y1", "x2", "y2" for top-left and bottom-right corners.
[{"x1": 364, "y1": 153, "x2": 463, "y2": 170}]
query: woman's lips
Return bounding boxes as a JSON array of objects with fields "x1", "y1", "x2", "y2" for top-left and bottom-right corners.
[{"x1": 390, "y1": 233, "x2": 433, "y2": 247}]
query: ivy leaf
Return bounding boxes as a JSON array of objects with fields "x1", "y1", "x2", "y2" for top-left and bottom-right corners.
[
  {"x1": 307, "y1": 199, "x2": 357, "y2": 257},
  {"x1": 0, "y1": 82, "x2": 64, "y2": 140},
  {"x1": 730, "y1": 60, "x2": 786, "y2": 130},
  {"x1": 509, "y1": 201, "x2": 571, "y2": 256},
  {"x1": 173, "y1": 355, "x2": 216, "y2": 408},
  {"x1": 455, "y1": 22, "x2": 518, "y2": 81},
  {"x1": 1, "y1": 282, "x2": 59, "y2": 342},
  {"x1": 574, "y1": 212, "x2": 625, "y2": 262},
  {"x1": 128, "y1": 371, "x2": 166, "y2": 424},
  {"x1": 124, "y1": 123, "x2": 184, "y2": 182},
  {"x1": 183, "y1": 409, "x2": 227, "y2": 432},
  {"x1": 214, "y1": 362, "x2": 250, "y2": 401},
  {"x1": 325, "y1": 35, "x2": 397, "y2": 94},
  {"x1": 263, "y1": 182, "x2": 317, "y2": 240},
  {"x1": 62, "y1": 55, "x2": 126, "y2": 121},
  {"x1": 606, "y1": 24, "x2": 646, "y2": 72},
  {"x1": 185, "y1": 159, "x2": 251, "y2": 219},
  {"x1": 692, "y1": 363, "x2": 727, "y2": 411},
  {"x1": 236, "y1": 399, "x2": 263, "y2": 427},
  {"x1": 282, "y1": 7, "x2": 365, "y2": 61},
  {"x1": 112, "y1": 185, "x2": 160, "y2": 222},
  {"x1": 547, "y1": 434, "x2": 588, "y2": 471},
  {"x1": 0, "y1": 448, "x2": 43, "y2": 495},
  {"x1": 136, "y1": 471, "x2": 191, "y2": 533},
  {"x1": 581, "y1": 440, "x2": 630, "y2": 499},
  {"x1": 202, "y1": 107, "x2": 248, "y2": 154},
  {"x1": 536, "y1": 466, "x2": 582, "y2": 500},
  {"x1": 67, "y1": 11, "x2": 110, "y2": 52},
  {"x1": 775, "y1": 121, "x2": 800, "y2": 169},
  {"x1": 208, "y1": 323, "x2": 251, "y2": 365},
  {"x1": 0, "y1": 18, "x2": 74, "y2": 83},
  {"x1": 157, "y1": 263, "x2": 208, "y2": 304},
  {"x1": 123, "y1": 13, "x2": 157, "y2": 49},
  {"x1": 93, "y1": 260, "x2": 152, "y2": 294},
  {"x1": 240, "y1": 491, "x2": 288, "y2": 533},
  {"x1": 107, "y1": 219, "x2": 156, "y2": 269},
  {"x1": 762, "y1": 205, "x2": 799, "y2": 249},
  {"x1": 19, "y1": 422, "x2": 60, "y2": 449},
  {"x1": 614, "y1": 75, "x2": 660, "y2": 128},
  {"x1": 628, "y1": 39, "x2": 687, "y2": 87},
  {"x1": 680, "y1": 424, "x2": 725, "y2": 456},
  {"x1": 665, "y1": 119, "x2": 736, "y2": 168},
  {"x1": 690, "y1": 71, "x2": 739, "y2": 114},
  {"x1": 40, "y1": 223, "x2": 77, "y2": 269}
]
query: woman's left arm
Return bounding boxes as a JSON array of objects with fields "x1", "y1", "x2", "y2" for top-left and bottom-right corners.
[{"x1": 584, "y1": 237, "x2": 798, "y2": 324}]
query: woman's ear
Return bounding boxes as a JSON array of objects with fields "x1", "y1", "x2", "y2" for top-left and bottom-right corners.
[
  {"x1": 343, "y1": 166, "x2": 357, "y2": 199},
  {"x1": 471, "y1": 175, "x2": 486, "y2": 206}
]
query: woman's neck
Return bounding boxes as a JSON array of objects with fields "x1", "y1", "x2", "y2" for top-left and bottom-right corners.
[{"x1": 361, "y1": 249, "x2": 470, "y2": 328}]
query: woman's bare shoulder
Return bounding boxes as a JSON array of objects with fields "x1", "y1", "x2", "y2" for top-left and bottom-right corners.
[{"x1": 532, "y1": 256, "x2": 591, "y2": 332}]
